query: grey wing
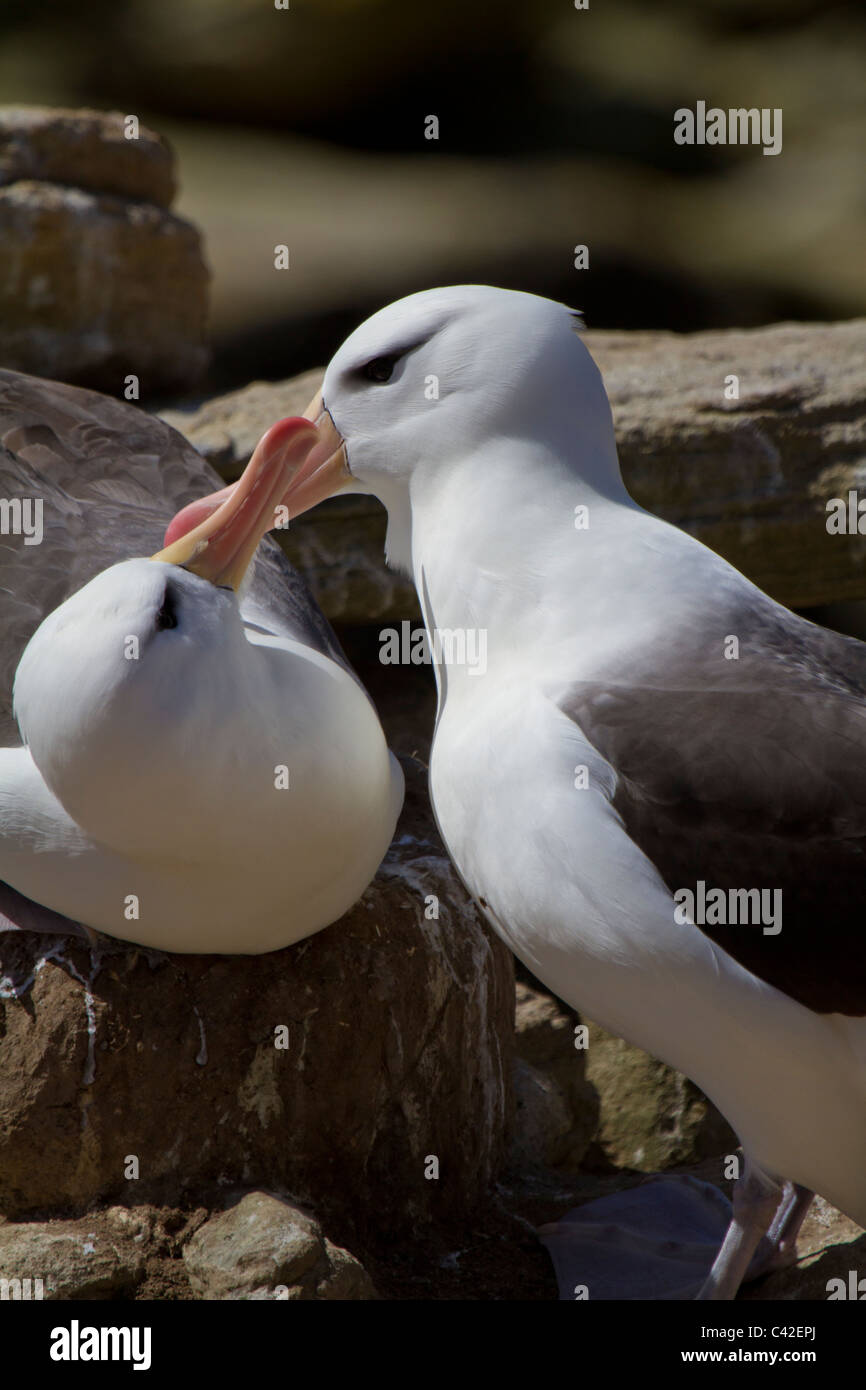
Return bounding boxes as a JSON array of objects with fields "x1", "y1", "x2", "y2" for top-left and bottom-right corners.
[
  {"x1": 0, "y1": 880, "x2": 91, "y2": 939},
  {"x1": 0, "y1": 368, "x2": 350, "y2": 744},
  {"x1": 560, "y1": 595, "x2": 866, "y2": 1016}
]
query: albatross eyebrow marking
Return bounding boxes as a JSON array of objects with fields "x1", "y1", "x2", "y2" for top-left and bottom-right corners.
[{"x1": 352, "y1": 330, "x2": 438, "y2": 386}]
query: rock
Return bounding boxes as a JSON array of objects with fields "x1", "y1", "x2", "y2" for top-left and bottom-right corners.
[
  {"x1": 161, "y1": 319, "x2": 866, "y2": 621},
  {"x1": 510, "y1": 1060, "x2": 579, "y2": 1173},
  {"x1": 0, "y1": 106, "x2": 208, "y2": 393},
  {"x1": 0, "y1": 759, "x2": 513, "y2": 1234},
  {"x1": 512, "y1": 978, "x2": 731, "y2": 1175},
  {"x1": 511, "y1": 981, "x2": 597, "y2": 1171},
  {"x1": 583, "y1": 1021, "x2": 736, "y2": 1172},
  {"x1": 0, "y1": 1215, "x2": 144, "y2": 1299},
  {"x1": 514, "y1": 979, "x2": 579, "y2": 1071},
  {"x1": 161, "y1": 373, "x2": 322, "y2": 477},
  {"x1": 589, "y1": 320, "x2": 866, "y2": 611},
  {"x1": 743, "y1": 1196, "x2": 866, "y2": 1301},
  {"x1": 182, "y1": 1191, "x2": 375, "y2": 1300},
  {"x1": 0, "y1": 106, "x2": 175, "y2": 207}
]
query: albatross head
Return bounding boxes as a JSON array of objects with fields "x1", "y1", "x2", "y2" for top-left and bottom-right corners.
[
  {"x1": 283, "y1": 285, "x2": 623, "y2": 572},
  {"x1": 13, "y1": 418, "x2": 321, "y2": 858}
]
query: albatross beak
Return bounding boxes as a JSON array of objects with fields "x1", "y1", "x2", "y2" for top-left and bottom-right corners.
[
  {"x1": 150, "y1": 416, "x2": 319, "y2": 590},
  {"x1": 157, "y1": 393, "x2": 352, "y2": 566},
  {"x1": 277, "y1": 388, "x2": 352, "y2": 519}
]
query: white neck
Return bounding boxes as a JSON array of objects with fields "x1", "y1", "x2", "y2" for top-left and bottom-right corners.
[{"x1": 407, "y1": 438, "x2": 650, "y2": 692}]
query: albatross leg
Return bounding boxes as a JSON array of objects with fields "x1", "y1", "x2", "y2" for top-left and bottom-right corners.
[
  {"x1": 695, "y1": 1157, "x2": 783, "y2": 1301},
  {"x1": 746, "y1": 1183, "x2": 813, "y2": 1279}
]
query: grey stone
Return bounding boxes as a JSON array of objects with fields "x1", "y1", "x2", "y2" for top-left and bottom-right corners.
[
  {"x1": 0, "y1": 106, "x2": 209, "y2": 393},
  {"x1": 0, "y1": 106, "x2": 176, "y2": 207},
  {"x1": 510, "y1": 1058, "x2": 576, "y2": 1172},
  {"x1": 0, "y1": 1217, "x2": 144, "y2": 1300},
  {"x1": 0, "y1": 760, "x2": 513, "y2": 1233},
  {"x1": 513, "y1": 982, "x2": 597, "y2": 1171},
  {"x1": 182, "y1": 1191, "x2": 375, "y2": 1300},
  {"x1": 583, "y1": 1020, "x2": 736, "y2": 1172}
]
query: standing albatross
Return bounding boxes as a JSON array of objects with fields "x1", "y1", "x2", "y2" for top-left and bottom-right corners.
[
  {"x1": 182, "y1": 285, "x2": 866, "y2": 1299},
  {"x1": 0, "y1": 369, "x2": 402, "y2": 954}
]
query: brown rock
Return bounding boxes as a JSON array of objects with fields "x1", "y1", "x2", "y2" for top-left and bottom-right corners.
[
  {"x1": 0, "y1": 1215, "x2": 144, "y2": 1299},
  {"x1": 0, "y1": 183, "x2": 208, "y2": 394},
  {"x1": 512, "y1": 981, "x2": 597, "y2": 1171},
  {"x1": 0, "y1": 760, "x2": 513, "y2": 1234},
  {"x1": 588, "y1": 320, "x2": 866, "y2": 611},
  {"x1": 513, "y1": 979, "x2": 734, "y2": 1174},
  {"x1": 0, "y1": 106, "x2": 209, "y2": 393},
  {"x1": 161, "y1": 319, "x2": 866, "y2": 620},
  {"x1": 0, "y1": 106, "x2": 175, "y2": 207},
  {"x1": 510, "y1": 1059, "x2": 579, "y2": 1173},
  {"x1": 743, "y1": 1196, "x2": 866, "y2": 1301},
  {"x1": 161, "y1": 373, "x2": 323, "y2": 478},
  {"x1": 583, "y1": 1021, "x2": 736, "y2": 1172},
  {"x1": 182, "y1": 1191, "x2": 375, "y2": 1300}
]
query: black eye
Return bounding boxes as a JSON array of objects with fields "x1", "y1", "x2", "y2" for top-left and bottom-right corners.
[
  {"x1": 362, "y1": 354, "x2": 398, "y2": 383},
  {"x1": 155, "y1": 583, "x2": 179, "y2": 631}
]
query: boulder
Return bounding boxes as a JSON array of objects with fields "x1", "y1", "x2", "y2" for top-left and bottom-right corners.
[
  {"x1": 740, "y1": 1197, "x2": 866, "y2": 1302},
  {"x1": 0, "y1": 1213, "x2": 145, "y2": 1299},
  {"x1": 182, "y1": 1191, "x2": 376, "y2": 1300},
  {"x1": 0, "y1": 759, "x2": 513, "y2": 1233},
  {"x1": 0, "y1": 106, "x2": 175, "y2": 207},
  {"x1": 0, "y1": 106, "x2": 209, "y2": 393},
  {"x1": 589, "y1": 320, "x2": 866, "y2": 611},
  {"x1": 160, "y1": 372, "x2": 322, "y2": 477},
  {"x1": 510, "y1": 981, "x2": 597, "y2": 1171},
  {"x1": 582, "y1": 1022, "x2": 736, "y2": 1172},
  {"x1": 162, "y1": 319, "x2": 866, "y2": 620},
  {"x1": 512, "y1": 978, "x2": 734, "y2": 1175}
]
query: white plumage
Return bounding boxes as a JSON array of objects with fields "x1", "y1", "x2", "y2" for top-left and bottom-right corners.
[
  {"x1": 274, "y1": 285, "x2": 866, "y2": 1295},
  {"x1": 0, "y1": 375, "x2": 402, "y2": 953}
]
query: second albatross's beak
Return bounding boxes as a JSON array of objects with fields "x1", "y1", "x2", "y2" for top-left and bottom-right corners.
[
  {"x1": 280, "y1": 389, "x2": 352, "y2": 519},
  {"x1": 151, "y1": 417, "x2": 319, "y2": 590}
]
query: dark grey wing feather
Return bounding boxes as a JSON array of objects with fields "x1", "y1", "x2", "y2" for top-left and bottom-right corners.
[
  {"x1": 0, "y1": 368, "x2": 349, "y2": 746},
  {"x1": 561, "y1": 596, "x2": 866, "y2": 1016},
  {"x1": 0, "y1": 880, "x2": 91, "y2": 938}
]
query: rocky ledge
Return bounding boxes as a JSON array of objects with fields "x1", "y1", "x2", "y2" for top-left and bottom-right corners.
[{"x1": 0, "y1": 760, "x2": 513, "y2": 1239}]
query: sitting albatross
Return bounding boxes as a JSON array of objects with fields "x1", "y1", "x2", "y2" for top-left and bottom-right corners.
[
  {"x1": 0, "y1": 369, "x2": 402, "y2": 954},
  {"x1": 182, "y1": 285, "x2": 866, "y2": 1299}
]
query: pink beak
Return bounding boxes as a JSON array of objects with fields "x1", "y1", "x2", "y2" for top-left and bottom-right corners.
[
  {"x1": 162, "y1": 392, "x2": 351, "y2": 554},
  {"x1": 152, "y1": 416, "x2": 321, "y2": 590}
]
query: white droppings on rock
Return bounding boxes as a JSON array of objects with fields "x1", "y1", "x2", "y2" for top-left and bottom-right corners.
[{"x1": 192, "y1": 1004, "x2": 208, "y2": 1067}]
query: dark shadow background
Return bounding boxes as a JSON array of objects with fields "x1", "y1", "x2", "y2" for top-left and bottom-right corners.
[{"x1": 1, "y1": 0, "x2": 863, "y2": 389}]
